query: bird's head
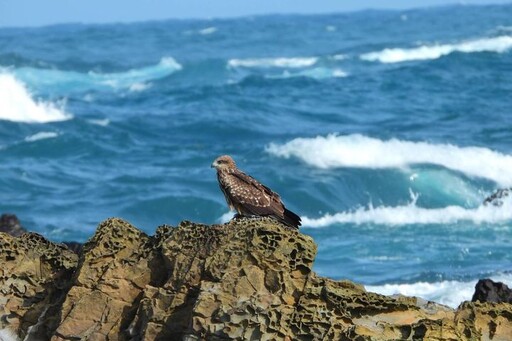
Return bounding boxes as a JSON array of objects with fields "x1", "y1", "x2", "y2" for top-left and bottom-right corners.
[{"x1": 211, "y1": 155, "x2": 236, "y2": 171}]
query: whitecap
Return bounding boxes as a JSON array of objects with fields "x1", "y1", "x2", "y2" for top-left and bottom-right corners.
[
  {"x1": 0, "y1": 73, "x2": 71, "y2": 123},
  {"x1": 199, "y1": 27, "x2": 217, "y2": 35},
  {"x1": 88, "y1": 118, "x2": 110, "y2": 127},
  {"x1": 366, "y1": 273, "x2": 512, "y2": 308},
  {"x1": 301, "y1": 195, "x2": 512, "y2": 227},
  {"x1": 266, "y1": 134, "x2": 512, "y2": 186},
  {"x1": 326, "y1": 25, "x2": 337, "y2": 32},
  {"x1": 24, "y1": 131, "x2": 59, "y2": 142},
  {"x1": 227, "y1": 57, "x2": 318, "y2": 68},
  {"x1": 360, "y1": 35, "x2": 512, "y2": 63}
]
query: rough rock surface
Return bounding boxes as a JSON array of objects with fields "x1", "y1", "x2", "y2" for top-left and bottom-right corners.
[
  {"x1": 0, "y1": 232, "x2": 78, "y2": 340},
  {"x1": 0, "y1": 214, "x2": 26, "y2": 237},
  {"x1": 1, "y1": 217, "x2": 511, "y2": 340},
  {"x1": 0, "y1": 213, "x2": 82, "y2": 255},
  {"x1": 473, "y1": 278, "x2": 512, "y2": 304}
]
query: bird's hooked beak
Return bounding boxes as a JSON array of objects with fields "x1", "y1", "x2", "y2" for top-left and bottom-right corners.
[{"x1": 211, "y1": 161, "x2": 218, "y2": 169}]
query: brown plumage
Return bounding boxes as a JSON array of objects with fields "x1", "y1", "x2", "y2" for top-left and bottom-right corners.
[{"x1": 211, "y1": 155, "x2": 301, "y2": 229}]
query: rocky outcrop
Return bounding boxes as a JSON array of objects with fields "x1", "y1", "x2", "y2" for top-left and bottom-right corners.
[
  {"x1": 0, "y1": 214, "x2": 25, "y2": 237},
  {"x1": 473, "y1": 278, "x2": 512, "y2": 304},
  {"x1": 1, "y1": 217, "x2": 512, "y2": 340},
  {"x1": 0, "y1": 214, "x2": 82, "y2": 254},
  {"x1": 0, "y1": 232, "x2": 78, "y2": 340}
]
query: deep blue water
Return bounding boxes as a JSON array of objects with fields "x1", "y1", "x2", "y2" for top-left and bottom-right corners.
[{"x1": 1, "y1": 4, "x2": 512, "y2": 306}]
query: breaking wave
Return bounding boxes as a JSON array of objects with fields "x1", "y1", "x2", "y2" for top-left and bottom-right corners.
[
  {"x1": 7, "y1": 57, "x2": 182, "y2": 93},
  {"x1": 0, "y1": 73, "x2": 71, "y2": 123},
  {"x1": 366, "y1": 273, "x2": 512, "y2": 308},
  {"x1": 301, "y1": 193, "x2": 512, "y2": 227},
  {"x1": 227, "y1": 57, "x2": 318, "y2": 68},
  {"x1": 266, "y1": 134, "x2": 512, "y2": 186},
  {"x1": 360, "y1": 35, "x2": 512, "y2": 63}
]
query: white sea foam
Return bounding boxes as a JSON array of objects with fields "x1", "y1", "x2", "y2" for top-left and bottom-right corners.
[
  {"x1": 329, "y1": 54, "x2": 347, "y2": 61},
  {"x1": 269, "y1": 67, "x2": 348, "y2": 80},
  {"x1": 266, "y1": 134, "x2": 512, "y2": 186},
  {"x1": 88, "y1": 118, "x2": 110, "y2": 127},
  {"x1": 360, "y1": 35, "x2": 512, "y2": 63},
  {"x1": 301, "y1": 195, "x2": 512, "y2": 227},
  {"x1": 199, "y1": 26, "x2": 217, "y2": 35},
  {"x1": 129, "y1": 82, "x2": 151, "y2": 92},
  {"x1": 218, "y1": 211, "x2": 234, "y2": 223},
  {"x1": 0, "y1": 73, "x2": 71, "y2": 123},
  {"x1": 366, "y1": 273, "x2": 512, "y2": 308},
  {"x1": 325, "y1": 25, "x2": 337, "y2": 32},
  {"x1": 24, "y1": 131, "x2": 59, "y2": 142},
  {"x1": 228, "y1": 57, "x2": 318, "y2": 68}
]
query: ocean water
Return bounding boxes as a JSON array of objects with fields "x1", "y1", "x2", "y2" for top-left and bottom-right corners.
[{"x1": 1, "y1": 4, "x2": 512, "y2": 308}]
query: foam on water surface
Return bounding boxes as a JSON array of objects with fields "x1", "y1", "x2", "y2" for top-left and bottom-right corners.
[
  {"x1": 24, "y1": 131, "x2": 59, "y2": 142},
  {"x1": 360, "y1": 35, "x2": 512, "y2": 63},
  {"x1": 228, "y1": 57, "x2": 318, "y2": 68},
  {"x1": 302, "y1": 195, "x2": 512, "y2": 227},
  {"x1": 366, "y1": 273, "x2": 512, "y2": 308},
  {"x1": 0, "y1": 73, "x2": 71, "y2": 123}
]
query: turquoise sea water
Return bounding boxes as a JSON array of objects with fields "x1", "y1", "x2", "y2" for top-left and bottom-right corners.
[{"x1": 1, "y1": 4, "x2": 512, "y2": 307}]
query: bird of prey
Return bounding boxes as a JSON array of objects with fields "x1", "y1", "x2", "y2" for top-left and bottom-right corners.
[{"x1": 211, "y1": 155, "x2": 301, "y2": 229}]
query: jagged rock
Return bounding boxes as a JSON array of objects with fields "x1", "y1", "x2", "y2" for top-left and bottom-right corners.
[
  {"x1": 472, "y1": 278, "x2": 512, "y2": 304},
  {"x1": 51, "y1": 218, "x2": 166, "y2": 341},
  {"x1": 60, "y1": 241, "x2": 83, "y2": 255},
  {"x1": 1, "y1": 217, "x2": 512, "y2": 340},
  {"x1": 0, "y1": 232, "x2": 78, "y2": 340},
  {"x1": 0, "y1": 214, "x2": 26, "y2": 237}
]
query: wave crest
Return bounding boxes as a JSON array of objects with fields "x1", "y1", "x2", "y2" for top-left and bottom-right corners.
[
  {"x1": 0, "y1": 73, "x2": 71, "y2": 123},
  {"x1": 267, "y1": 134, "x2": 512, "y2": 186},
  {"x1": 9, "y1": 57, "x2": 182, "y2": 93},
  {"x1": 360, "y1": 35, "x2": 512, "y2": 63},
  {"x1": 367, "y1": 273, "x2": 512, "y2": 308},
  {"x1": 302, "y1": 194, "x2": 512, "y2": 227}
]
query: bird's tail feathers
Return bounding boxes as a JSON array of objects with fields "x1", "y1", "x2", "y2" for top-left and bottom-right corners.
[{"x1": 282, "y1": 208, "x2": 301, "y2": 229}]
